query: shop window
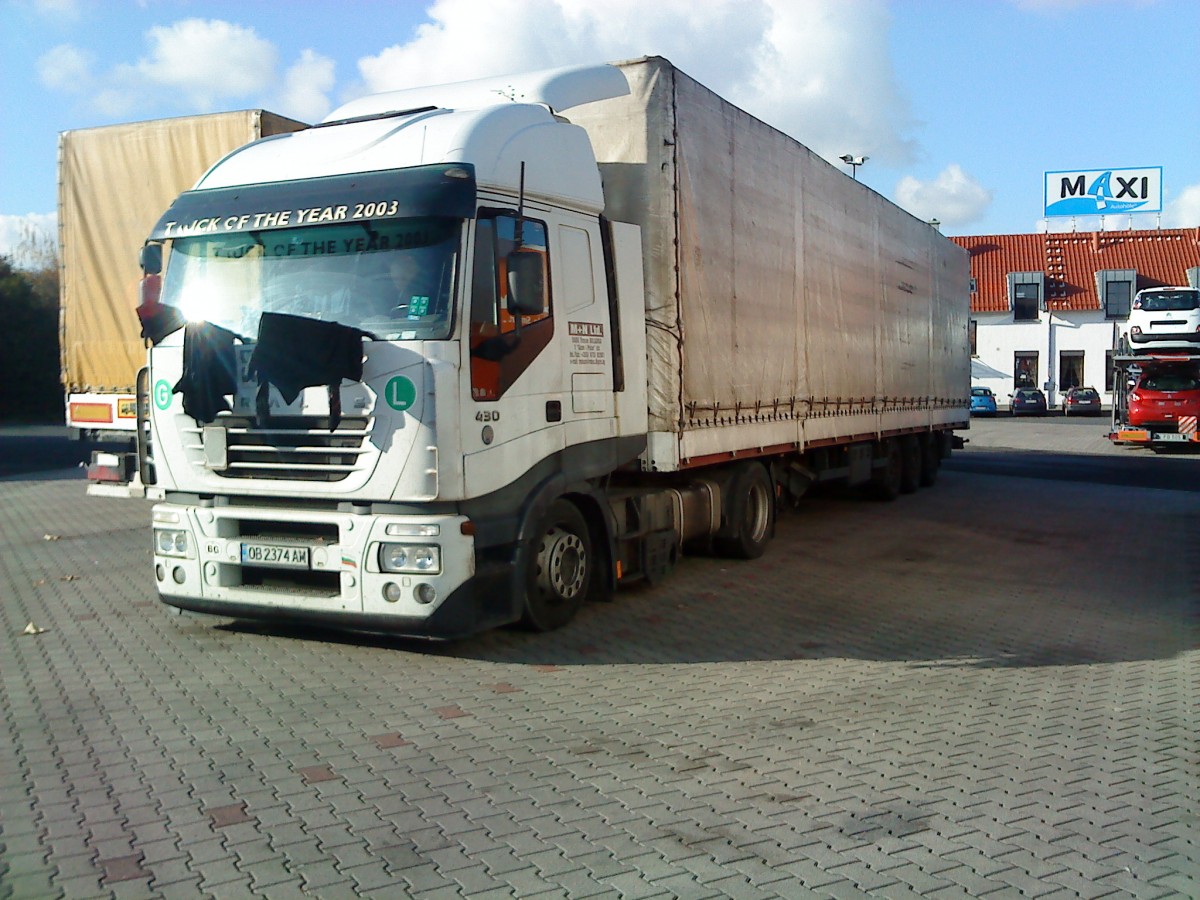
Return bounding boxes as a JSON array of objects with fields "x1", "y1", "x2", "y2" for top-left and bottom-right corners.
[
  {"x1": 1059, "y1": 351, "x2": 1084, "y2": 390},
  {"x1": 1014, "y1": 351, "x2": 1038, "y2": 388}
]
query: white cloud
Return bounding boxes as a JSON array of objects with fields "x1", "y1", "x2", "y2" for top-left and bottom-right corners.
[
  {"x1": 0, "y1": 214, "x2": 58, "y2": 268},
  {"x1": 37, "y1": 44, "x2": 93, "y2": 92},
  {"x1": 1163, "y1": 183, "x2": 1200, "y2": 228},
  {"x1": 39, "y1": 18, "x2": 281, "y2": 116},
  {"x1": 730, "y1": 1, "x2": 917, "y2": 166},
  {"x1": 355, "y1": 0, "x2": 915, "y2": 167},
  {"x1": 31, "y1": 0, "x2": 83, "y2": 20},
  {"x1": 274, "y1": 49, "x2": 336, "y2": 123},
  {"x1": 131, "y1": 19, "x2": 278, "y2": 111},
  {"x1": 895, "y1": 164, "x2": 993, "y2": 227}
]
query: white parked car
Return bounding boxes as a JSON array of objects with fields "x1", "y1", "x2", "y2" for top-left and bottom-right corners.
[{"x1": 1127, "y1": 287, "x2": 1200, "y2": 353}]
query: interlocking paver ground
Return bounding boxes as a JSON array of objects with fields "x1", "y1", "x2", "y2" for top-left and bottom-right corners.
[{"x1": 1, "y1": 419, "x2": 1197, "y2": 898}]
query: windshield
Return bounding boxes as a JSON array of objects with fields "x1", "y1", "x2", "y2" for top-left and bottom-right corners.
[
  {"x1": 1139, "y1": 373, "x2": 1200, "y2": 392},
  {"x1": 1135, "y1": 290, "x2": 1200, "y2": 312},
  {"x1": 160, "y1": 217, "x2": 461, "y2": 340}
]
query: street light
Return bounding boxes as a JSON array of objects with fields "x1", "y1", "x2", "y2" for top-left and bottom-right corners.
[{"x1": 839, "y1": 154, "x2": 868, "y2": 180}]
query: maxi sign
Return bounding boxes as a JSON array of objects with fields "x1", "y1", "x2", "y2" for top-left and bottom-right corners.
[{"x1": 1044, "y1": 167, "x2": 1162, "y2": 217}]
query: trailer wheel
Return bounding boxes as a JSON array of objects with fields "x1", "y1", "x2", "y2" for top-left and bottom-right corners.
[
  {"x1": 918, "y1": 433, "x2": 939, "y2": 487},
  {"x1": 869, "y1": 439, "x2": 903, "y2": 501},
  {"x1": 521, "y1": 499, "x2": 594, "y2": 631},
  {"x1": 714, "y1": 461, "x2": 775, "y2": 560},
  {"x1": 899, "y1": 436, "x2": 921, "y2": 494}
]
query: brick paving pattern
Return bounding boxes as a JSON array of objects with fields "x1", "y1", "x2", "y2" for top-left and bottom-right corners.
[{"x1": 1, "y1": 420, "x2": 1197, "y2": 898}]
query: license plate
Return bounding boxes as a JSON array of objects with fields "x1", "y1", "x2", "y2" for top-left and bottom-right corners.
[{"x1": 241, "y1": 542, "x2": 310, "y2": 569}]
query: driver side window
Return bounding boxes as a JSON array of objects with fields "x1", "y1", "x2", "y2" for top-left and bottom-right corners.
[{"x1": 469, "y1": 211, "x2": 554, "y2": 401}]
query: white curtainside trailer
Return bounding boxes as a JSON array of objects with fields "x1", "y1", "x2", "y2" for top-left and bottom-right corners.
[{"x1": 138, "y1": 58, "x2": 970, "y2": 636}]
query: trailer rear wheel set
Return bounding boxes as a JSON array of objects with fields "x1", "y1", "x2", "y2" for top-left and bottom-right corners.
[{"x1": 524, "y1": 431, "x2": 947, "y2": 629}]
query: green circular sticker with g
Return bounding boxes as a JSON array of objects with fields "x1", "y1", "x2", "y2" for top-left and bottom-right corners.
[
  {"x1": 154, "y1": 379, "x2": 173, "y2": 410},
  {"x1": 384, "y1": 376, "x2": 416, "y2": 411}
]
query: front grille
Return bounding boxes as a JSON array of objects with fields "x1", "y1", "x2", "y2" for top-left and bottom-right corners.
[{"x1": 181, "y1": 415, "x2": 373, "y2": 482}]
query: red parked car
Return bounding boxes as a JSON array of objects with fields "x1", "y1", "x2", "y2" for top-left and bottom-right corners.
[{"x1": 1127, "y1": 371, "x2": 1200, "y2": 427}]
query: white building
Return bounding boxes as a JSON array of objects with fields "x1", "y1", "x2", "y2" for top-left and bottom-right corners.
[{"x1": 952, "y1": 229, "x2": 1200, "y2": 408}]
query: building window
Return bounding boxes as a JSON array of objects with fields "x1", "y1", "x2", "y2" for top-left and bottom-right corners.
[
  {"x1": 1105, "y1": 281, "x2": 1132, "y2": 319},
  {"x1": 1059, "y1": 351, "x2": 1084, "y2": 390},
  {"x1": 969, "y1": 277, "x2": 977, "y2": 294},
  {"x1": 969, "y1": 319, "x2": 977, "y2": 357},
  {"x1": 1013, "y1": 283, "x2": 1040, "y2": 321},
  {"x1": 1014, "y1": 351, "x2": 1038, "y2": 388}
]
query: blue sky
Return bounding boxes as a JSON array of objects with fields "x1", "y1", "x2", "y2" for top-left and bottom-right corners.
[{"x1": 2, "y1": 0, "x2": 1198, "y2": 262}]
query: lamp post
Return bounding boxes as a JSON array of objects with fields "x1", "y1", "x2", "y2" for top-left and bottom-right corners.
[{"x1": 839, "y1": 154, "x2": 868, "y2": 180}]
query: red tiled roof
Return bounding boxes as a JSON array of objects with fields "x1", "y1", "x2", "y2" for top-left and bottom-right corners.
[{"x1": 952, "y1": 228, "x2": 1200, "y2": 314}]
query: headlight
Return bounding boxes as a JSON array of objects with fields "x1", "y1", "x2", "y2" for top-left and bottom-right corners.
[
  {"x1": 154, "y1": 528, "x2": 189, "y2": 558},
  {"x1": 379, "y1": 543, "x2": 441, "y2": 574}
]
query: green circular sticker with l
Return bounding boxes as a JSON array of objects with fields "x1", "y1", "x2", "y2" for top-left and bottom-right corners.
[
  {"x1": 384, "y1": 376, "x2": 416, "y2": 411},
  {"x1": 154, "y1": 379, "x2": 173, "y2": 410}
]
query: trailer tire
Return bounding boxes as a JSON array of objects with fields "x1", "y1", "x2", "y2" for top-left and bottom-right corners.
[
  {"x1": 899, "y1": 436, "x2": 921, "y2": 494},
  {"x1": 521, "y1": 499, "x2": 594, "y2": 631},
  {"x1": 714, "y1": 462, "x2": 775, "y2": 560},
  {"x1": 869, "y1": 439, "x2": 903, "y2": 501},
  {"x1": 918, "y1": 433, "x2": 939, "y2": 487}
]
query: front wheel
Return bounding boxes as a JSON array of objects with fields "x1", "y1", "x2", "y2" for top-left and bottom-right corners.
[{"x1": 521, "y1": 499, "x2": 594, "y2": 631}]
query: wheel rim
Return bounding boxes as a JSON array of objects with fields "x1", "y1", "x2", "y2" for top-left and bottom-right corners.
[{"x1": 536, "y1": 526, "x2": 587, "y2": 602}]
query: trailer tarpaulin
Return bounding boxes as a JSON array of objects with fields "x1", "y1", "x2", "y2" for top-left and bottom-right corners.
[
  {"x1": 570, "y1": 57, "x2": 969, "y2": 466},
  {"x1": 59, "y1": 110, "x2": 305, "y2": 393}
]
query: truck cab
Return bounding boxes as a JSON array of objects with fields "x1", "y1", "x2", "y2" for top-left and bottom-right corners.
[{"x1": 145, "y1": 65, "x2": 646, "y2": 636}]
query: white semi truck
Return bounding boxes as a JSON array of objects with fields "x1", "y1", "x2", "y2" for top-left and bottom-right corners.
[
  {"x1": 57, "y1": 111, "x2": 304, "y2": 490},
  {"x1": 140, "y1": 58, "x2": 970, "y2": 637}
]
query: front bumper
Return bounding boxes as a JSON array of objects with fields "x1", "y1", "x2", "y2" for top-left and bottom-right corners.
[{"x1": 151, "y1": 502, "x2": 515, "y2": 638}]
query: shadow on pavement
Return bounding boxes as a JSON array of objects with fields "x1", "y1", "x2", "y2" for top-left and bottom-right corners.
[{"x1": 218, "y1": 482, "x2": 1200, "y2": 670}]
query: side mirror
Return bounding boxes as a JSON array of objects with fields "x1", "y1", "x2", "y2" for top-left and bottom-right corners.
[
  {"x1": 506, "y1": 248, "x2": 546, "y2": 317},
  {"x1": 140, "y1": 242, "x2": 163, "y2": 275}
]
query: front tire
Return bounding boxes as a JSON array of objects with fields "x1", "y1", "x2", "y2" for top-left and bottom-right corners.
[{"x1": 521, "y1": 499, "x2": 594, "y2": 631}]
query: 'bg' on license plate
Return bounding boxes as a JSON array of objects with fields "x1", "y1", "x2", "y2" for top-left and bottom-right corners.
[{"x1": 241, "y1": 542, "x2": 310, "y2": 569}]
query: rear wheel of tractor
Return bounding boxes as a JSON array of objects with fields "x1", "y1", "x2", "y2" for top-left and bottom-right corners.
[
  {"x1": 714, "y1": 461, "x2": 775, "y2": 559},
  {"x1": 869, "y1": 439, "x2": 903, "y2": 501},
  {"x1": 899, "y1": 436, "x2": 921, "y2": 494},
  {"x1": 918, "y1": 433, "x2": 939, "y2": 487},
  {"x1": 521, "y1": 499, "x2": 593, "y2": 632}
]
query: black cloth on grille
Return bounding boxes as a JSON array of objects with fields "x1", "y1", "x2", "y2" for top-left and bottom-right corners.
[
  {"x1": 172, "y1": 321, "x2": 242, "y2": 424},
  {"x1": 247, "y1": 313, "x2": 370, "y2": 430}
]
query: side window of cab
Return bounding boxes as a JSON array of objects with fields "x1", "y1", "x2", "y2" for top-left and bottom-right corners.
[{"x1": 469, "y1": 211, "x2": 553, "y2": 401}]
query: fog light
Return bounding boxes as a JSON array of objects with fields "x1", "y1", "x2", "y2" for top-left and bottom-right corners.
[
  {"x1": 383, "y1": 582, "x2": 402, "y2": 603},
  {"x1": 154, "y1": 528, "x2": 188, "y2": 558},
  {"x1": 155, "y1": 564, "x2": 165, "y2": 582},
  {"x1": 379, "y1": 542, "x2": 441, "y2": 574},
  {"x1": 171, "y1": 567, "x2": 186, "y2": 584},
  {"x1": 415, "y1": 583, "x2": 436, "y2": 605}
]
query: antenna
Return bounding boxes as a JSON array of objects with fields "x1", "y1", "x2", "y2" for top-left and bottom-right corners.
[{"x1": 516, "y1": 161, "x2": 526, "y2": 246}]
